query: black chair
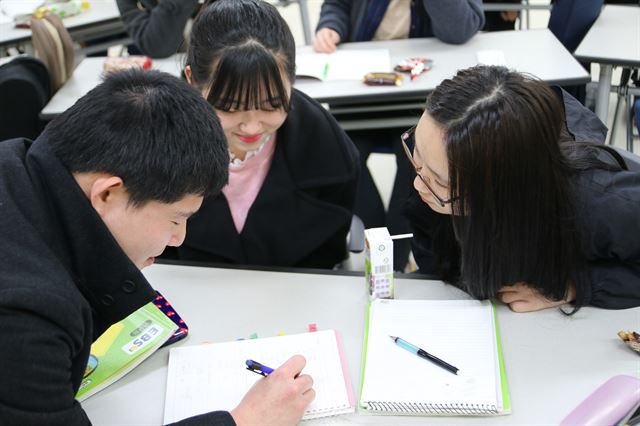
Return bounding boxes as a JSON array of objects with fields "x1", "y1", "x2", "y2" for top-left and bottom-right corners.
[{"x1": 0, "y1": 56, "x2": 50, "y2": 141}]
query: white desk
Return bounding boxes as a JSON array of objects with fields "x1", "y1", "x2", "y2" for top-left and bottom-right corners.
[
  {"x1": 0, "y1": 0, "x2": 124, "y2": 49},
  {"x1": 81, "y1": 263, "x2": 640, "y2": 425},
  {"x1": 575, "y1": 5, "x2": 640, "y2": 124},
  {"x1": 41, "y1": 29, "x2": 589, "y2": 131},
  {"x1": 40, "y1": 55, "x2": 185, "y2": 119},
  {"x1": 296, "y1": 29, "x2": 589, "y2": 106},
  {"x1": 297, "y1": 29, "x2": 589, "y2": 130}
]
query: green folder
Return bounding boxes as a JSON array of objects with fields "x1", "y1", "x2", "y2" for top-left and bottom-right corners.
[{"x1": 76, "y1": 301, "x2": 177, "y2": 401}]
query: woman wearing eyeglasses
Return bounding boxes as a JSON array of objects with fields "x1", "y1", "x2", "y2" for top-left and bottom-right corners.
[
  {"x1": 405, "y1": 65, "x2": 640, "y2": 312},
  {"x1": 167, "y1": 0, "x2": 359, "y2": 269}
]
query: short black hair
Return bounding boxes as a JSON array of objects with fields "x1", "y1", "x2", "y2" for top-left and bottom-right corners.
[
  {"x1": 44, "y1": 69, "x2": 228, "y2": 206},
  {"x1": 187, "y1": 0, "x2": 295, "y2": 112}
]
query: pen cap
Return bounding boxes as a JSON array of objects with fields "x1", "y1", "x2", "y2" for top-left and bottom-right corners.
[
  {"x1": 364, "y1": 227, "x2": 394, "y2": 299},
  {"x1": 559, "y1": 375, "x2": 640, "y2": 426}
]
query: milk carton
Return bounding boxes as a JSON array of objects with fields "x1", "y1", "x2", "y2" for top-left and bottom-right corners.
[{"x1": 364, "y1": 227, "x2": 394, "y2": 299}]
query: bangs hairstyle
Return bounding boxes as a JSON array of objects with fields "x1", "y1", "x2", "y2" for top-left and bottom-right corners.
[
  {"x1": 424, "y1": 65, "x2": 588, "y2": 310},
  {"x1": 187, "y1": 0, "x2": 296, "y2": 112},
  {"x1": 205, "y1": 41, "x2": 291, "y2": 112}
]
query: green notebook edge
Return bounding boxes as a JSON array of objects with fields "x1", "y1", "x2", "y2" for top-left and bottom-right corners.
[
  {"x1": 75, "y1": 301, "x2": 177, "y2": 401},
  {"x1": 358, "y1": 300, "x2": 373, "y2": 410},
  {"x1": 492, "y1": 302, "x2": 511, "y2": 413}
]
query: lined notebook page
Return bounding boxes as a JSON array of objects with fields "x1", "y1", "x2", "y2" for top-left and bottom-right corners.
[
  {"x1": 164, "y1": 330, "x2": 354, "y2": 424},
  {"x1": 296, "y1": 49, "x2": 391, "y2": 81},
  {"x1": 361, "y1": 299, "x2": 502, "y2": 412}
]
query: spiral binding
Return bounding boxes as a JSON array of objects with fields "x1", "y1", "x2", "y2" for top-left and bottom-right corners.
[{"x1": 364, "y1": 401, "x2": 499, "y2": 415}]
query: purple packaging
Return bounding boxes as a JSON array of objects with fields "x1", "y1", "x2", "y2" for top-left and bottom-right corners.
[{"x1": 560, "y1": 375, "x2": 640, "y2": 425}]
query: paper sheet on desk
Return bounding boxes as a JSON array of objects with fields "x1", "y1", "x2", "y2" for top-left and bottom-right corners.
[
  {"x1": 163, "y1": 330, "x2": 355, "y2": 424},
  {"x1": 477, "y1": 50, "x2": 507, "y2": 66},
  {"x1": 296, "y1": 49, "x2": 391, "y2": 81}
]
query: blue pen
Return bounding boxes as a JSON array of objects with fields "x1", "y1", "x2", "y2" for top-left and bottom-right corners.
[
  {"x1": 389, "y1": 335, "x2": 459, "y2": 375},
  {"x1": 246, "y1": 359, "x2": 274, "y2": 377}
]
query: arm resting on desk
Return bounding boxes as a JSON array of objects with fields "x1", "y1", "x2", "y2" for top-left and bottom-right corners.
[
  {"x1": 421, "y1": 0, "x2": 485, "y2": 44},
  {"x1": 166, "y1": 411, "x2": 235, "y2": 426},
  {"x1": 315, "y1": 0, "x2": 352, "y2": 42},
  {"x1": 587, "y1": 261, "x2": 640, "y2": 309},
  {"x1": 116, "y1": 0, "x2": 198, "y2": 58}
]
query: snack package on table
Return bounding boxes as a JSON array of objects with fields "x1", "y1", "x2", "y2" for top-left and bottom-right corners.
[{"x1": 103, "y1": 56, "x2": 153, "y2": 73}]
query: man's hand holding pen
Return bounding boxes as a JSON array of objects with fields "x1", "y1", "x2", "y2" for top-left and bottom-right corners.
[{"x1": 231, "y1": 355, "x2": 315, "y2": 426}]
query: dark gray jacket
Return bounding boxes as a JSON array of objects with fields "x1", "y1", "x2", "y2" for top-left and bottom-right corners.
[
  {"x1": 0, "y1": 137, "x2": 233, "y2": 425},
  {"x1": 407, "y1": 89, "x2": 640, "y2": 309},
  {"x1": 316, "y1": 0, "x2": 484, "y2": 44},
  {"x1": 116, "y1": 0, "x2": 198, "y2": 58}
]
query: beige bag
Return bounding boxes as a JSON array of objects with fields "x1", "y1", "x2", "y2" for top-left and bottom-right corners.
[{"x1": 30, "y1": 13, "x2": 74, "y2": 94}]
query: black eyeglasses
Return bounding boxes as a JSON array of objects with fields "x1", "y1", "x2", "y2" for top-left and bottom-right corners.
[{"x1": 401, "y1": 125, "x2": 454, "y2": 208}]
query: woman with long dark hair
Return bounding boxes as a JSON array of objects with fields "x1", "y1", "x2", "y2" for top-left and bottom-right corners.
[
  {"x1": 171, "y1": 0, "x2": 359, "y2": 268},
  {"x1": 406, "y1": 65, "x2": 640, "y2": 312}
]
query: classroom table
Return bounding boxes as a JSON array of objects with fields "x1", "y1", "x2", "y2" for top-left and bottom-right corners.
[
  {"x1": 574, "y1": 5, "x2": 640, "y2": 125},
  {"x1": 40, "y1": 55, "x2": 185, "y2": 119},
  {"x1": 40, "y1": 29, "x2": 589, "y2": 130},
  {"x1": 0, "y1": 0, "x2": 124, "y2": 50},
  {"x1": 296, "y1": 29, "x2": 589, "y2": 130},
  {"x1": 81, "y1": 263, "x2": 640, "y2": 425}
]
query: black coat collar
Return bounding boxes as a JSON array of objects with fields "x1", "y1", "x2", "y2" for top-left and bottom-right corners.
[
  {"x1": 27, "y1": 135, "x2": 156, "y2": 335},
  {"x1": 181, "y1": 89, "x2": 358, "y2": 266}
]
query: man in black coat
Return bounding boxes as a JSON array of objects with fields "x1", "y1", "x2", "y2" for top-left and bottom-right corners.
[{"x1": 0, "y1": 69, "x2": 314, "y2": 425}]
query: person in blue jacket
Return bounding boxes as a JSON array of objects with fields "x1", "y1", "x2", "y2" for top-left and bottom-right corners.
[
  {"x1": 313, "y1": 0, "x2": 484, "y2": 271},
  {"x1": 405, "y1": 65, "x2": 640, "y2": 312},
  {"x1": 313, "y1": 0, "x2": 485, "y2": 51},
  {"x1": 116, "y1": 0, "x2": 199, "y2": 58}
]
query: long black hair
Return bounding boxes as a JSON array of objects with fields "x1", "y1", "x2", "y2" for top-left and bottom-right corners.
[
  {"x1": 423, "y1": 66, "x2": 623, "y2": 310},
  {"x1": 186, "y1": 0, "x2": 296, "y2": 112}
]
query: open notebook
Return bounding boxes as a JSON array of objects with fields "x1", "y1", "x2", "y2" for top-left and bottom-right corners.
[
  {"x1": 296, "y1": 49, "x2": 391, "y2": 81},
  {"x1": 164, "y1": 330, "x2": 355, "y2": 423},
  {"x1": 360, "y1": 299, "x2": 510, "y2": 416}
]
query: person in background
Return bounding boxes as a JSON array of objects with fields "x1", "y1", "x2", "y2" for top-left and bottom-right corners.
[
  {"x1": 116, "y1": 0, "x2": 199, "y2": 58},
  {"x1": 0, "y1": 69, "x2": 314, "y2": 425},
  {"x1": 405, "y1": 65, "x2": 640, "y2": 312},
  {"x1": 171, "y1": 0, "x2": 360, "y2": 269},
  {"x1": 482, "y1": 0, "x2": 518, "y2": 31},
  {"x1": 313, "y1": 0, "x2": 484, "y2": 271}
]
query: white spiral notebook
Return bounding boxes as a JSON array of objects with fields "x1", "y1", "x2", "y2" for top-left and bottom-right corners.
[
  {"x1": 163, "y1": 330, "x2": 355, "y2": 424},
  {"x1": 359, "y1": 299, "x2": 511, "y2": 416}
]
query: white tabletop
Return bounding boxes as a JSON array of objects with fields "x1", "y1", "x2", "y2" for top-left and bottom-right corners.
[
  {"x1": 41, "y1": 29, "x2": 589, "y2": 120},
  {"x1": 41, "y1": 55, "x2": 185, "y2": 119},
  {"x1": 574, "y1": 5, "x2": 640, "y2": 68},
  {"x1": 296, "y1": 29, "x2": 590, "y2": 105},
  {"x1": 0, "y1": 0, "x2": 121, "y2": 47},
  {"x1": 81, "y1": 263, "x2": 640, "y2": 425}
]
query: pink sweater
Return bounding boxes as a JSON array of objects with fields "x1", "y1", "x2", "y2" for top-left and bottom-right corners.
[{"x1": 222, "y1": 134, "x2": 277, "y2": 233}]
